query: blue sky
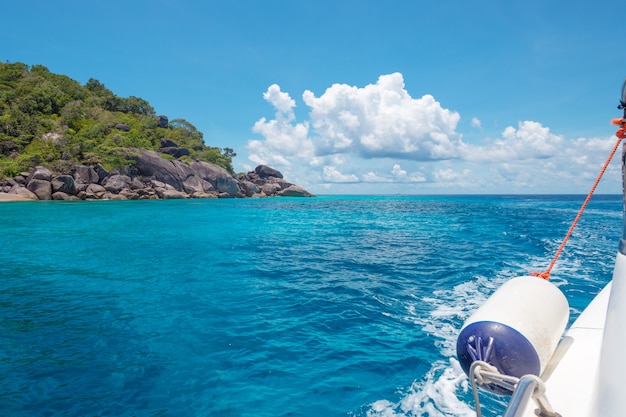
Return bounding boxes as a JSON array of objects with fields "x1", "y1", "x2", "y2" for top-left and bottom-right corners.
[{"x1": 3, "y1": 0, "x2": 626, "y2": 194}]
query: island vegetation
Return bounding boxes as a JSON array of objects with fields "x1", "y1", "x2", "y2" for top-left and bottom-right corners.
[{"x1": 0, "y1": 61, "x2": 235, "y2": 178}]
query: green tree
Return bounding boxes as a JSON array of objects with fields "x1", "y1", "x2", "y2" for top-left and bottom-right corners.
[
  {"x1": 0, "y1": 62, "x2": 239, "y2": 178},
  {"x1": 120, "y1": 96, "x2": 155, "y2": 116},
  {"x1": 222, "y1": 147, "x2": 236, "y2": 158}
]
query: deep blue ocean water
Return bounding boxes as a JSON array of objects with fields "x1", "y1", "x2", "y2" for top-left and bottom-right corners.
[{"x1": 0, "y1": 195, "x2": 621, "y2": 417}]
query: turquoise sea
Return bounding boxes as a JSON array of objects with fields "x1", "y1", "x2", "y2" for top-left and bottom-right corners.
[{"x1": 0, "y1": 195, "x2": 621, "y2": 417}]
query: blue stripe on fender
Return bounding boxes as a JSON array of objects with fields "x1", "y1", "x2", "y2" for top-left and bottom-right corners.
[{"x1": 457, "y1": 320, "x2": 540, "y2": 396}]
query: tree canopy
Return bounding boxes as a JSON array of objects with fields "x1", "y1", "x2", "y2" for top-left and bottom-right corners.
[{"x1": 0, "y1": 61, "x2": 236, "y2": 177}]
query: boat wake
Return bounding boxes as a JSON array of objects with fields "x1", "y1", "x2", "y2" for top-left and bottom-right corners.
[
  {"x1": 361, "y1": 195, "x2": 620, "y2": 417},
  {"x1": 364, "y1": 276, "x2": 506, "y2": 417},
  {"x1": 367, "y1": 358, "x2": 474, "y2": 417}
]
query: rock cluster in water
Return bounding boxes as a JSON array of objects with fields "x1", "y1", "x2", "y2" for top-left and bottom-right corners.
[{"x1": 0, "y1": 149, "x2": 314, "y2": 201}]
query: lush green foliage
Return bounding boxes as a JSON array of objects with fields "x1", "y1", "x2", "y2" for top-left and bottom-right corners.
[{"x1": 0, "y1": 61, "x2": 236, "y2": 177}]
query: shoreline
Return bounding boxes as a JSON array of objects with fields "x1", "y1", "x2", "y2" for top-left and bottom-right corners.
[{"x1": 0, "y1": 193, "x2": 38, "y2": 202}]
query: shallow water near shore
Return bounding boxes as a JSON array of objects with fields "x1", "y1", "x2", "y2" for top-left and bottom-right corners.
[{"x1": 0, "y1": 195, "x2": 620, "y2": 416}]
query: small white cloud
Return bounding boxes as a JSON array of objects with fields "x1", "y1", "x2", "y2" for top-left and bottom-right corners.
[
  {"x1": 501, "y1": 121, "x2": 563, "y2": 158},
  {"x1": 322, "y1": 166, "x2": 359, "y2": 183},
  {"x1": 431, "y1": 168, "x2": 472, "y2": 186},
  {"x1": 408, "y1": 173, "x2": 427, "y2": 183},
  {"x1": 359, "y1": 164, "x2": 427, "y2": 183},
  {"x1": 470, "y1": 117, "x2": 481, "y2": 128},
  {"x1": 362, "y1": 171, "x2": 393, "y2": 183},
  {"x1": 263, "y1": 84, "x2": 296, "y2": 120},
  {"x1": 391, "y1": 163, "x2": 407, "y2": 177},
  {"x1": 433, "y1": 168, "x2": 459, "y2": 182},
  {"x1": 464, "y1": 121, "x2": 564, "y2": 162},
  {"x1": 390, "y1": 163, "x2": 426, "y2": 183}
]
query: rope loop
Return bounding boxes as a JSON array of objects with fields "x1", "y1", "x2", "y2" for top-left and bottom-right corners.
[{"x1": 468, "y1": 362, "x2": 561, "y2": 417}]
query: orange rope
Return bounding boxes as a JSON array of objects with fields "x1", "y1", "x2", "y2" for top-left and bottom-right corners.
[{"x1": 531, "y1": 129, "x2": 625, "y2": 280}]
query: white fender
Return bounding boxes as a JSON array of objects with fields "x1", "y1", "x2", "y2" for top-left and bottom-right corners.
[{"x1": 456, "y1": 276, "x2": 569, "y2": 394}]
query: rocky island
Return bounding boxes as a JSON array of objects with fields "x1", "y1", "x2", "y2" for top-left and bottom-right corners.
[{"x1": 0, "y1": 61, "x2": 313, "y2": 201}]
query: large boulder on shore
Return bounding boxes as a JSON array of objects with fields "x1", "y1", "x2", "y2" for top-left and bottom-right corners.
[
  {"x1": 261, "y1": 183, "x2": 281, "y2": 196},
  {"x1": 74, "y1": 166, "x2": 99, "y2": 185},
  {"x1": 27, "y1": 179, "x2": 52, "y2": 200},
  {"x1": 255, "y1": 165, "x2": 283, "y2": 179},
  {"x1": 278, "y1": 185, "x2": 315, "y2": 197},
  {"x1": 51, "y1": 175, "x2": 77, "y2": 195},
  {"x1": 239, "y1": 180, "x2": 259, "y2": 197},
  {"x1": 7, "y1": 184, "x2": 38, "y2": 200},
  {"x1": 27, "y1": 166, "x2": 53, "y2": 182},
  {"x1": 181, "y1": 175, "x2": 215, "y2": 195},
  {"x1": 52, "y1": 191, "x2": 80, "y2": 201},
  {"x1": 103, "y1": 174, "x2": 131, "y2": 193},
  {"x1": 85, "y1": 183, "x2": 106, "y2": 199},
  {"x1": 157, "y1": 189, "x2": 188, "y2": 199},
  {"x1": 190, "y1": 161, "x2": 240, "y2": 196},
  {"x1": 131, "y1": 149, "x2": 195, "y2": 190}
]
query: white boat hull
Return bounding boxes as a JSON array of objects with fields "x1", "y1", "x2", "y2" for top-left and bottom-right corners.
[{"x1": 522, "y1": 251, "x2": 626, "y2": 416}]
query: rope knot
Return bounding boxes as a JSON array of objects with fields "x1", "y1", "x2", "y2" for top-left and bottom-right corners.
[{"x1": 530, "y1": 271, "x2": 550, "y2": 280}]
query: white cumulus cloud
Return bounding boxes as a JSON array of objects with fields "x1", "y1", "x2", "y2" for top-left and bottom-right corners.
[
  {"x1": 302, "y1": 73, "x2": 463, "y2": 160},
  {"x1": 464, "y1": 121, "x2": 565, "y2": 162},
  {"x1": 244, "y1": 73, "x2": 622, "y2": 194}
]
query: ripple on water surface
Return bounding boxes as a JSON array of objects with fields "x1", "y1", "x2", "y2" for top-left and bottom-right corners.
[{"x1": 0, "y1": 195, "x2": 620, "y2": 416}]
